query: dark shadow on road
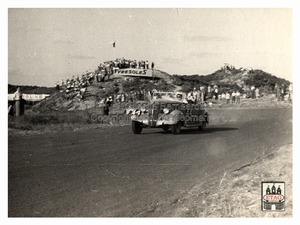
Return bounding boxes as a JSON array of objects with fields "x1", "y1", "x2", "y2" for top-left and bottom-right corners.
[{"x1": 139, "y1": 127, "x2": 239, "y2": 135}]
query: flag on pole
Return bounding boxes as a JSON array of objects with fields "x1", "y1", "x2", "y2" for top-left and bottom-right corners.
[{"x1": 113, "y1": 42, "x2": 116, "y2": 47}]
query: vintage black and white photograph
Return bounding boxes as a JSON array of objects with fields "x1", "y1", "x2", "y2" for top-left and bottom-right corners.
[{"x1": 5, "y1": 2, "x2": 297, "y2": 222}]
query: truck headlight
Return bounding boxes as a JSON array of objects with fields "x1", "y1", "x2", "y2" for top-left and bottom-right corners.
[{"x1": 163, "y1": 108, "x2": 170, "y2": 114}]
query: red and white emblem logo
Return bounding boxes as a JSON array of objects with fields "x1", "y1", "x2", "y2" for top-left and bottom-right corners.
[{"x1": 261, "y1": 182, "x2": 285, "y2": 211}]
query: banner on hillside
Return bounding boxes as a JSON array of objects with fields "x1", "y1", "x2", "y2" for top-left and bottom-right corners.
[
  {"x1": 111, "y1": 68, "x2": 153, "y2": 78},
  {"x1": 8, "y1": 94, "x2": 50, "y2": 101}
]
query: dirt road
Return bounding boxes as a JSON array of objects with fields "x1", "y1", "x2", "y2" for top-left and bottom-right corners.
[{"x1": 8, "y1": 108, "x2": 292, "y2": 217}]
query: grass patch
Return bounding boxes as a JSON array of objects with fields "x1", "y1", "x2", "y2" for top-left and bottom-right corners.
[
  {"x1": 170, "y1": 144, "x2": 292, "y2": 217},
  {"x1": 7, "y1": 108, "x2": 131, "y2": 135},
  {"x1": 8, "y1": 110, "x2": 93, "y2": 132}
]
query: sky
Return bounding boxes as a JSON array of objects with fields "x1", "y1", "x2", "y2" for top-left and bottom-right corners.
[{"x1": 6, "y1": 6, "x2": 294, "y2": 88}]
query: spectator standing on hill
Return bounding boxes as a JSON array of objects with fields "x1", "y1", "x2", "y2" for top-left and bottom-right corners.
[
  {"x1": 130, "y1": 61, "x2": 134, "y2": 68},
  {"x1": 289, "y1": 82, "x2": 293, "y2": 102},
  {"x1": 231, "y1": 90, "x2": 236, "y2": 104},
  {"x1": 195, "y1": 88, "x2": 201, "y2": 103},
  {"x1": 187, "y1": 91, "x2": 196, "y2": 103},
  {"x1": 251, "y1": 85, "x2": 255, "y2": 99},
  {"x1": 214, "y1": 86, "x2": 219, "y2": 100},
  {"x1": 277, "y1": 85, "x2": 282, "y2": 101},
  {"x1": 207, "y1": 87, "x2": 211, "y2": 99},
  {"x1": 104, "y1": 67, "x2": 108, "y2": 80},
  {"x1": 56, "y1": 81, "x2": 60, "y2": 91},
  {"x1": 129, "y1": 91, "x2": 133, "y2": 102},
  {"x1": 255, "y1": 87, "x2": 260, "y2": 98},
  {"x1": 133, "y1": 60, "x2": 137, "y2": 68},
  {"x1": 236, "y1": 90, "x2": 241, "y2": 104},
  {"x1": 136, "y1": 90, "x2": 140, "y2": 101},
  {"x1": 121, "y1": 93, "x2": 125, "y2": 102},
  {"x1": 80, "y1": 87, "x2": 86, "y2": 99},
  {"x1": 274, "y1": 83, "x2": 278, "y2": 94},
  {"x1": 226, "y1": 92, "x2": 231, "y2": 104},
  {"x1": 213, "y1": 84, "x2": 218, "y2": 89},
  {"x1": 104, "y1": 96, "x2": 113, "y2": 115},
  {"x1": 221, "y1": 92, "x2": 226, "y2": 104},
  {"x1": 281, "y1": 84, "x2": 285, "y2": 101}
]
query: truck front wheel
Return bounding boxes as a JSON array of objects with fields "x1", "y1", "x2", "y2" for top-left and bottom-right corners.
[
  {"x1": 198, "y1": 120, "x2": 207, "y2": 131},
  {"x1": 132, "y1": 121, "x2": 143, "y2": 134},
  {"x1": 171, "y1": 121, "x2": 181, "y2": 135}
]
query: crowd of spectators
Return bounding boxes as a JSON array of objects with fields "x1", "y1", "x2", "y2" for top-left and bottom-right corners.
[
  {"x1": 222, "y1": 63, "x2": 236, "y2": 71},
  {"x1": 274, "y1": 83, "x2": 289, "y2": 102},
  {"x1": 184, "y1": 84, "x2": 221, "y2": 103},
  {"x1": 108, "y1": 84, "x2": 246, "y2": 105},
  {"x1": 219, "y1": 90, "x2": 241, "y2": 104},
  {"x1": 96, "y1": 58, "x2": 154, "y2": 80},
  {"x1": 55, "y1": 57, "x2": 155, "y2": 100},
  {"x1": 52, "y1": 78, "x2": 293, "y2": 114},
  {"x1": 53, "y1": 58, "x2": 291, "y2": 108},
  {"x1": 56, "y1": 70, "x2": 95, "y2": 100},
  {"x1": 111, "y1": 81, "x2": 287, "y2": 106},
  {"x1": 184, "y1": 85, "x2": 248, "y2": 105},
  {"x1": 108, "y1": 89, "x2": 158, "y2": 104}
]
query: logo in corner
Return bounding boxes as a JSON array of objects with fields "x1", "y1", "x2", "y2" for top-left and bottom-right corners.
[{"x1": 261, "y1": 181, "x2": 285, "y2": 211}]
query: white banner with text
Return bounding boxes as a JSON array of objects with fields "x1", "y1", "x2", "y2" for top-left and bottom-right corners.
[{"x1": 111, "y1": 68, "x2": 153, "y2": 78}]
